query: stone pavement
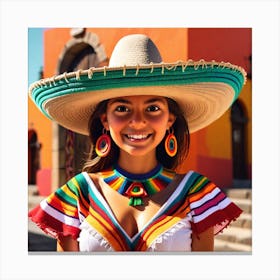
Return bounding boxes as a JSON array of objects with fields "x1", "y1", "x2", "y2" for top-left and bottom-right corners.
[{"x1": 214, "y1": 189, "x2": 252, "y2": 252}]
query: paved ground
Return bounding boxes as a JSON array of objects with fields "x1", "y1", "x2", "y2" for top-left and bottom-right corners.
[
  {"x1": 28, "y1": 231, "x2": 56, "y2": 251},
  {"x1": 28, "y1": 185, "x2": 56, "y2": 252},
  {"x1": 28, "y1": 218, "x2": 56, "y2": 251}
]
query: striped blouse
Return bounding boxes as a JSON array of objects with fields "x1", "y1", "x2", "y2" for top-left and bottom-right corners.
[{"x1": 28, "y1": 171, "x2": 242, "y2": 251}]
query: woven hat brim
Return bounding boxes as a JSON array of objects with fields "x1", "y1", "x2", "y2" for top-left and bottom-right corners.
[{"x1": 29, "y1": 61, "x2": 246, "y2": 135}]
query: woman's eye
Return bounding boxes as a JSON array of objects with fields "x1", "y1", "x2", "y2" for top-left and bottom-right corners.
[
  {"x1": 115, "y1": 105, "x2": 129, "y2": 112},
  {"x1": 146, "y1": 105, "x2": 160, "y2": 112}
]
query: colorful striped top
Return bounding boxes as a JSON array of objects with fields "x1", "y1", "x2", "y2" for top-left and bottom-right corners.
[{"x1": 28, "y1": 170, "x2": 242, "y2": 251}]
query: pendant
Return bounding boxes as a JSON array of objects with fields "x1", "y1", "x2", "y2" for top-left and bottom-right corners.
[{"x1": 125, "y1": 182, "x2": 148, "y2": 206}]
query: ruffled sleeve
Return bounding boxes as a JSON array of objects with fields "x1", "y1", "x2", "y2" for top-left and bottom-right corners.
[
  {"x1": 187, "y1": 172, "x2": 243, "y2": 236},
  {"x1": 28, "y1": 173, "x2": 90, "y2": 240}
]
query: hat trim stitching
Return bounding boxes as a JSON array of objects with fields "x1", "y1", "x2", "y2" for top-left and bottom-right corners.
[{"x1": 29, "y1": 60, "x2": 246, "y2": 94}]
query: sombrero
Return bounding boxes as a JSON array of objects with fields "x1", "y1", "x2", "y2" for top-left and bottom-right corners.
[{"x1": 29, "y1": 34, "x2": 247, "y2": 135}]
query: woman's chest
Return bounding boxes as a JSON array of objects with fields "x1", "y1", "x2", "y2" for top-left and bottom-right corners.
[
  {"x1": 83, "y1": 173, "x2": 191, "y2": 251},
  {"x1": 101, "y1": 186, "x2": 165, "y2": 238},
  {"x1": 90, "y1": 174, "x2": 178, "y2": 238}
]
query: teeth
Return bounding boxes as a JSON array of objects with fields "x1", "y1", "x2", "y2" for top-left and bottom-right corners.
[{"x1": 127, "y1": 134, "x2": 149, "y2": 140}]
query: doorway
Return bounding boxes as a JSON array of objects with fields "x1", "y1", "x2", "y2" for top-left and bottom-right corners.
[
  {"x1": 56, "y1": 31, "x2": 108, "y2": 184},
  {"x1": 230, "y1": 99, "x2": 250, "y2": 187}
]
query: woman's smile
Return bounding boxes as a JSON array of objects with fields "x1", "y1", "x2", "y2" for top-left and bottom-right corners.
[{"x1": 124, "y1": 132, "x2": 152, "y2": 142}]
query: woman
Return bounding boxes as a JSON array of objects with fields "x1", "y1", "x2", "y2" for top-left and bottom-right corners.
[{"x1": 28, "y1": 33, "x2": 246, "y2": 252}]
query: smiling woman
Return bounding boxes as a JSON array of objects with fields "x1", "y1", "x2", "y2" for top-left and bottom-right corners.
[{"x1": 28, "y1": 33, "x2": 245, "y2": 252}]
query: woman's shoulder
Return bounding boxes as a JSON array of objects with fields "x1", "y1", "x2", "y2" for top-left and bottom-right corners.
[
  {"x1": 82, "y1": 171, "x2": 105, "y2": 191},
  {"x1": 62, "y1": 172, "x2": 104, "y2": 198},
  {"x1": 85, "y1": 172, "x2": 101, "y2": 182},
  {"x1": 63, "y1": 172, "x2": 102, "y2": 192},
  {"x1": 173, "y1": 170, "x2": 206, "y2": 182},
  {"x1": 70, "y1": 171, "x2": 101, "y2": 182},
  {"x1": 173, "y1": 170, "x2": 214, "y2": 193}
]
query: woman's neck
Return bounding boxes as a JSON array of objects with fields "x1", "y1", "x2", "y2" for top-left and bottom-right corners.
[{"x1": 117, "y1": 152, "x2": 158, "y2": 174}]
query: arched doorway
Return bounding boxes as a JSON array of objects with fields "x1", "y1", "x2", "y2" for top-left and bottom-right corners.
[
  {"x1": 56, "y1": 29, "x2": 108, "y2": 184},
  {"x1": 230, "y1": 99, "x2": 250, "y2": 187}
]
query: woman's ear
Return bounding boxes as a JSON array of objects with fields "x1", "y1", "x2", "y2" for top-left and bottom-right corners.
[
  {"x1": 100, "y1": 113, "x2": 109, "y2": 130},
  {"x1": 167, "y1": 113, "x2": 176, "y2": 129}
]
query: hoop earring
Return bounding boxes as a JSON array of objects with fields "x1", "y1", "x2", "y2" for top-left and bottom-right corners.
[
  {"x1": 164, "y1": 127, "x2": 177, "y2": 157},
  {"x1": 95, "y1": 129, "x2": 111, "y2": 157}
]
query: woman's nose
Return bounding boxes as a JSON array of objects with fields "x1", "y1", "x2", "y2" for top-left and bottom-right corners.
[{"x1": 129, "y1": 110, "x2": 146, "y2": 127}]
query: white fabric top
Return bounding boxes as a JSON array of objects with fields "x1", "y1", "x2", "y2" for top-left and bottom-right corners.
[{"x1": 78, "y1": 216, "x2": 192, "y2": 252}]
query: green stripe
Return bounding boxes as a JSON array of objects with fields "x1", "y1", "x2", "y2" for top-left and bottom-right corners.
[
  {"x1": 188, "y1": 175, "x2": 209, "y2": 194},
  {"x1": 70, "y1": 173, "x2": 90, "y2": 199},
  {"x1": 54, "y1": 173, "x2": 90, "y2": 207},
  {"x1": 55, "y1": 187, "x2": 77, "y2": 206},
  {"x1": 30, "y1": 66, "x2": 245, "y2": 119}
]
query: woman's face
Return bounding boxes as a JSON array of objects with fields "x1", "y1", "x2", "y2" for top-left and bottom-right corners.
[{"x1": 100, "y1": 95, "x2": 175, "y2": 157}]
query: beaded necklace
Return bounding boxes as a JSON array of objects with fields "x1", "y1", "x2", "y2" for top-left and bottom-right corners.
[{"x1": 100, "y1": 164, "x2": 176, "y2": 206}]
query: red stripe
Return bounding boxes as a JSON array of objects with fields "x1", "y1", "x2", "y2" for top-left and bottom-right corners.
[
  {"x1": 74, "y1": 185, "x2": 90, "y2": 217},
  {"x1": 151, "y1": 178, "x2": 166, "y2": 190},
  {"x1": 191, "y1": 202, "x2": 243, "y2": 236},
  {"x1": 88, "y1": 196, "x2": 129, "y2": 251},
  {"x1": 135, "y1": 214, "x2": 170, "y2": 251},
  {"x1": 192, "y1": 191, "x2": 226, "y2": 216},
  {"x1": 28, "y1": 205, "x2": 80, "y2": 239},
  {"x1": 136, "y1": 195, "x2": 190, "y2": 250},
  {"x1": 88, "y1": 209, "x2": 129, "y2": 251},
  {"x1": 46, "y1": 196, "x2": 79, "y2": 218}
]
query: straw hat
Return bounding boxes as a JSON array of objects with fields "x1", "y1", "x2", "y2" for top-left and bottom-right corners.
[{"x1": 29, "y1": 34, "x2": 247, "y2": 135}]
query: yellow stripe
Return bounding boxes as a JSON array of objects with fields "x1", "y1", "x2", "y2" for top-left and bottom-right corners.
[
  {"x1": 140, "y1": 204, "x2": 189, "y2": 250},
  {"x1": 89, "y1": 207, "x2": 127, "y2": 249},
  {"x1": 61, "y1": 184, "x2": 79, "y2": 200},
  {"x1": 86, "y1": 212, "x2": 125, "y2": 251},
  {"x1": 141, "y1": 216, "x2": 182, "y2": 250},
  {"x1": 71, "y1": 178, "x2": 90, "y2": 213},
  {"x1": 110, "y1": 178, "x2": 123, "y2": 190},
  {"x1": 189, "y1": 182, "x2": 216, "y2": 203},
  {"x1": 46, "y1": 196, "x2": 78, "y2": 216},
  {"x1": 89, "y1": 207, "x2": 115, "y2": 231},
  {"x1": 100, "y1": 170, "x2": 114, "y2": 176},
  {"x1": 190, "y1": 176, "x2": 208, "y2": 193}
]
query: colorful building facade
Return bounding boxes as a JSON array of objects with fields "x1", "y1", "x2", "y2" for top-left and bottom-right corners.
[{"x1": 28, "y1": 27, "x2": 252, "y2": 194}]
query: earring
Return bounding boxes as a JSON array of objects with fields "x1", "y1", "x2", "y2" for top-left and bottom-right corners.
[
  {"x1": 165, "y1": 127, "x2": 177, "y2": 157},
  {"x1": 95, "y1": 128, "x2": 111, "y2": 157}
]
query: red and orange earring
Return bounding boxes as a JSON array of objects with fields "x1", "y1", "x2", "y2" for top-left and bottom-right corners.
[
  {"x1": 95, "y1": 128, "x2": 111, "y2": 157},
  {"x1": 164, "y1": 127, "x2": 177, "y2": 157}
]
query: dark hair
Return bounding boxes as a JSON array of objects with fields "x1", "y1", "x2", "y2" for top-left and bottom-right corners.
[{"x1": 82, "y1": 97, "x2": 190, "y2": 173}]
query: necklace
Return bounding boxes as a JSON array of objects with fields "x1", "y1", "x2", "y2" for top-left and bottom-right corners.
[{"x1": 100, "y1": 164, "x2": 176, "y2": 206}]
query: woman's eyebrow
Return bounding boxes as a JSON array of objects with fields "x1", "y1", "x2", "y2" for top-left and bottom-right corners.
[
  {"x1": 109, "y1": 97, "x2": 165, "y2": 105},
  {"x1": 109, "y1": 98, "x2": 131, "y2": 105},
  {"x1": 144, "y1": 98, "x2": 165, "y2": 104}
]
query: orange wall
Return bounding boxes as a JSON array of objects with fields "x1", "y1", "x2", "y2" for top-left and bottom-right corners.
[
  {"x1": 44, "y1": 28, "x2": 188, "y2": 76},
  {"x1": 37, "y1": 28, "x2": 189, "y2": 169},
  {"x1": 29, "y1": 27, "x2": 252, "y2": 187}
]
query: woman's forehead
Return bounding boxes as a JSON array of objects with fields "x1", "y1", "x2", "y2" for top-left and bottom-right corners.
[{"x1": 108, "y1": 95, "x2": 167, "y2": 104}]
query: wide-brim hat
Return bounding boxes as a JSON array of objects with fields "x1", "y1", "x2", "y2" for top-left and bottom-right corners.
[{"x1": 29, "y1": 34, "x2": 247, "y2": 135}]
